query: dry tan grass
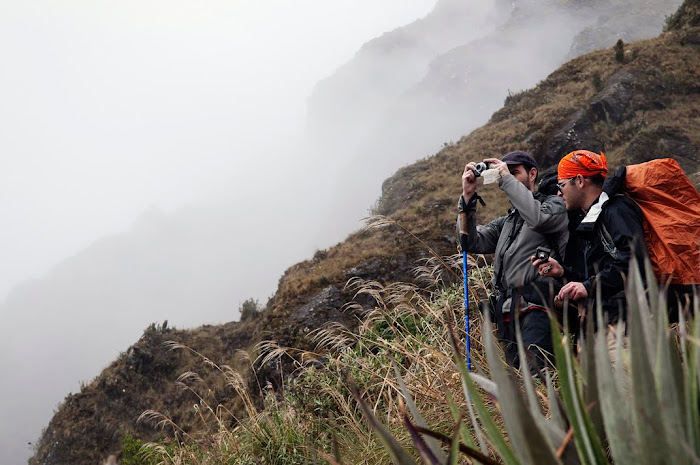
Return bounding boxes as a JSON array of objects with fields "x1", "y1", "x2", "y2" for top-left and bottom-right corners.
[{"x1": 254, "y1": 253, "x2": 515, "y2": 463}]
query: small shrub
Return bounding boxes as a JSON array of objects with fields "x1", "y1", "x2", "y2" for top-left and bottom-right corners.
[
  {"x1": 663, "y1": 8, "x2": 684, "y2": 32},
  {"x1": 504, "y1": 88, "x2": 525, "y2": 106},
  {"x1": 614, "y1": 39, "x2": 625, "y2": 62},
  {"x1": 239, "y1": 298, "x2": 260, "y2": 322},
  {"x1": 121, "y1": 433, "x2": 167, "y2": 465}
]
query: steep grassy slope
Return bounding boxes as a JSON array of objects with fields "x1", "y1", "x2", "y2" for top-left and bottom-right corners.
[{"x1": 30, "y1": 4, "x2": 700, "y2": 464}]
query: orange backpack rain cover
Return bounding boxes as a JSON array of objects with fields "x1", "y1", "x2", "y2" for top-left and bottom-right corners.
[{"x1": 625, "y1": 158, "x2": 700, "y2": 285}]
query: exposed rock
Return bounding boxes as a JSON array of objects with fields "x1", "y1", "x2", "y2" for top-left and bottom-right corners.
[
  {"x1": 346, "y1": 254, "x2": 417, "y2": 283},
  {"x1": 537, "y1": 109, "x2": 602, "y2": 167},
  {"x1": 376, "y1": 163, "x2": 427, "y2": 215},
  {"x1": 590, "y1": 70, "x2": 635, "y2": 124},
  {"x1": 126, "y1": 346, "x2": 154, "y2": 375},
  {"x1": 288, "y1": 286, "x2": 347, "y2": 332},
  {"x1": 538, "y1": 70, "x2": 638, "y2": 164},
  {"x1": 624, "y1": 125, "x2": 699, "y2": 171}
]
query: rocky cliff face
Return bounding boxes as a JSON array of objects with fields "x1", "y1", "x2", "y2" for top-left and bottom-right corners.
[{"x1": 30, "y1": 1, "x2": 700, "y2": 463}]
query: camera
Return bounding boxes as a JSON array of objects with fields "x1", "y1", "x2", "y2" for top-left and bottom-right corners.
[
  {"x1": 473, "y1": 162, "x2": 489, "y2": 177},
  {"x1": 535, "y1": 246, "x2": 551, "y2": 262}
]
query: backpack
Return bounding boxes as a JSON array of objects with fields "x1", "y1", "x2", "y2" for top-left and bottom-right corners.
[
  {"x1": 602, "y1": 158, "x2": 700, "y2": 285},
  {"x1": 538, "y1": 171, "x2": 560, "y2": 196}
]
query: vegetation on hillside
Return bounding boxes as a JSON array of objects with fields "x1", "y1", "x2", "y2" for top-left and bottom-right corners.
[
  {"x1": 28, "y1": 320, "x2": 261, "y2": 465},
  {"x1": 129, "y1": 252, "x2": 493, "y2": 464},
  {"x1": 128, "y1": 252, "x2": 698, "y2": 464}
]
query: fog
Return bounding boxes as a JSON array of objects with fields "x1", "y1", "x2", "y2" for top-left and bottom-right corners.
[
  {"x1": 0, "y1": 0, "x2": 681, "y2": 462},
  {"x1": 0, "y1": 0, "x2": 437, "y2": 301},
  {"x1": 0, "y1": 1, "x2": 436, "y2": 462}
]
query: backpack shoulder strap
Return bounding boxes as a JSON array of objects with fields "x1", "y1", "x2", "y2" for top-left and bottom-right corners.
[
  {"x1": 538, "y1": 193, "x2": 566, "y2": 262},
  {"x1": 495, "y1": 210, "x2": 524, "y2": 291}
]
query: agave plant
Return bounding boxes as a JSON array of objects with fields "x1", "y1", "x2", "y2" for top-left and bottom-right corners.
[{"x1": 354, "y1": 256, "x2": 700, "y2": 464}]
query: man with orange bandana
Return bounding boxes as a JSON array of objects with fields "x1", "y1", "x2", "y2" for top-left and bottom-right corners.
[{"x1": 533, "y1": 150, "x2": 647, "y2": 337}]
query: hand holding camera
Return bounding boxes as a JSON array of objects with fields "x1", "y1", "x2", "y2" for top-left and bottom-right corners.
[
  {"x1": 462, "y1": 162, "x2": 481, "y2": 198},
  {"x1": 535, "y1": 246, "x2": 550, "y2": 262},
  {"x1": 531, "y1": 247, "x2": 564, "y2": 278},
  {"x1": 472, "y1": 161, "x2": 490, "y2": 177},
  {"x1": 462, "y1": 158, "x2": 503, "y2": 198}
]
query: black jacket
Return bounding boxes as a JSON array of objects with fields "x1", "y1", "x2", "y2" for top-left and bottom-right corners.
[{"x1": 562, "y1": 192, "x2": 646, "y2": 323}]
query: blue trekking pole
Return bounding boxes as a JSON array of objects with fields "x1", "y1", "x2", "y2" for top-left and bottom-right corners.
[{"x1": 460, "y1": 234, "x2": 471, "y2": 371}]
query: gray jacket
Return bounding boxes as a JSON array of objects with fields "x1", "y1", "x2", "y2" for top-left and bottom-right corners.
[{"x1": 459, "y1": 174, "x2": 569, "y2": 313}]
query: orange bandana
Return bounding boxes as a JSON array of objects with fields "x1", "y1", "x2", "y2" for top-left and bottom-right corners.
[{"x1": 558, "y1": 150, "x2": 608, "y2": 179}]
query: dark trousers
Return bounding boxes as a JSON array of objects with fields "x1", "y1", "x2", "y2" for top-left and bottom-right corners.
[{"x1": 503, "y1": 309, "x2": 554, "y2": 373}]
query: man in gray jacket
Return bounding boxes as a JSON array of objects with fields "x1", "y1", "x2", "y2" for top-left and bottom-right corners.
[{"x1": 458, "y1": 151, "x2": 568, "y2": 370}]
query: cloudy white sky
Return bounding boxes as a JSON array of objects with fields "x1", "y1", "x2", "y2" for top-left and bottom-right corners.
[
  {"x1": 0, "y1": 1, "x2": 437, "y2": 462},
  {"x1": 0, "y1": 0, "x2": 435, "y2": 302}
]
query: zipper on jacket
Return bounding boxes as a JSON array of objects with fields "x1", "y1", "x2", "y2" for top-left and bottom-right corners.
[{"x1": 583, "y1": 241, "x2": 591, "y2": 280}]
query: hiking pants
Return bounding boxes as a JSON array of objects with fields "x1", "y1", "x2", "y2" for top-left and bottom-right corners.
[{"x1": 504, "y1": 309, "x2": 554, "y2": 373}]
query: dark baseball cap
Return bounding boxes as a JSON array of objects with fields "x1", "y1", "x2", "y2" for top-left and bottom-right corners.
[{"x1": 502, "y1": 151, "x2": 538, "y2": 170}]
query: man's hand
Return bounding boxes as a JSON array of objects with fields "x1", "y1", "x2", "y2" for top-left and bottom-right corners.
[
  {"x1": 484, "y1": 158, "x2": 510, "y2": 178},
  {"x1": 462, "y1": 162, "x2": 479, "y2": 199},
  {"x1": 558, "y1": 282, "x2": 588, "y2": 302},
  {"x1": 531, "y1": 256, "x2": 564, "y2": 278}
]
